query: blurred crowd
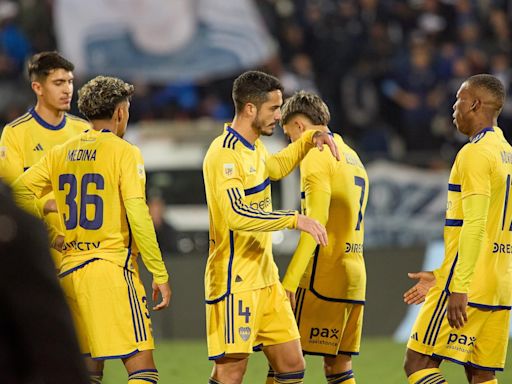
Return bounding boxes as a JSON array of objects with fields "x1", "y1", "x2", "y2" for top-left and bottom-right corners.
[{"x1": 1, "y1": 0, "x2": 512, "y2": 166}]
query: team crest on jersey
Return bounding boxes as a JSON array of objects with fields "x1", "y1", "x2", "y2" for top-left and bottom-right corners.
[
  {"x1": 224, "y1": 163, "x2": 235, "y2": 178},
  {"x1": 239, "y1": 326, "x2": 251, "y2": 341},
  {"x1": 137, "y1": 164, "x2": 145, "y2": 178},
  {"x1": 0, "y1": 146, "x2": 6, "y2": 159}
]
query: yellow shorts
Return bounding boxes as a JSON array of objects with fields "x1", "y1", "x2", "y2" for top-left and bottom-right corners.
[
  {"x1": 59, "y1": 258, "x2": 154, "y2": 359},
  {"x1": 206, "y1": 283, "x2": 300, "y2": 360},
  {"x1": 294, "y1": 287, "x2": 364, "y2": 356},
  {"x1": 407, "y1": 285, "x2": 510, "y2": 371}
]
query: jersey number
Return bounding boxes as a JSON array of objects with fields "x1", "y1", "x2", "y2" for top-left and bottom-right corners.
[
  {"x1": 354, "y1": 176, "x2": 366, "y2": 231},
  {"x1": 59, "y1": 173, "x2": 104, "y2": 230}
]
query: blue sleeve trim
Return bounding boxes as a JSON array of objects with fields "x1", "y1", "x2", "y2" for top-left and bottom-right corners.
[
  {"x1": 445, "y1": 219, "x2": 463, "y2": 227},
  {"x1": 244, "y1": 177, "x2": 270, "y2": 196},
  {"x1": 448, "y1": 183, "x2": 461, "y2": 192}
]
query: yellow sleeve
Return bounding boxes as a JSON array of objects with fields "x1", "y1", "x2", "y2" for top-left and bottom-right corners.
[
  {"x1": 125, "y1": 198, "x2": 169, "y2": 284},
  {"x1": 0, "y1": 125, "x2": 24, "y2": 183},
  {"x1": 12, "y1": 153, "x2": 53, "y2": 212},
  {"x1": 119, "y1": 144, "x2": 146, "y2": 200},
  {"x1": 282, "y1": 151, "x2": 332, "y2": 291},
  {"x1": 212, "y1": 148, "x2": 298, "y2": 231},
  {"x1": 266, "y1": 129, "x2": 316, "y2": 180},
  {"x1": 457, "y1": 145, "x2": 493, "y2": 198},
  {"x1": 452, "y1": 194, "x2": 490, "y2": 293}
]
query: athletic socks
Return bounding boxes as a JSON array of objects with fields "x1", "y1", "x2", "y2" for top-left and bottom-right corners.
[
  {"x1": 326, "y1": 369, "x2": 356, "y2": 383},
  {"x1": 128, "y1": 368, "x2": 159, "y2": 383},
  {"x1": 408, "y1": 368, "x2": 447, "y2": 384}
]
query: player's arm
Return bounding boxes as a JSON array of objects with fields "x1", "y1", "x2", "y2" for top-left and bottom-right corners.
[
  {"x1": 0, "y1": 125, "x2": 24, "y2": 183},
  {"x1": 448, "y1": 146, "x2": 493, "y2": 328},
  {"x1": 11, "y1": 153, "x2": 62, "y2": 246},
  {"x1": 266, "y1": 128, "x2": 339, "y2": 181},
  {"x1": 282, "y1": 151, "x2": 332, "y2": 295},
  {"x1": 120, "y1": 147, "x2": 170, "y2": 310}
]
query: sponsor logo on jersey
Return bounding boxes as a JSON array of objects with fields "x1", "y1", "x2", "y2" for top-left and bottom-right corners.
[
  {"x1": 224, "y1": 163, "x2": 235, "y2": 178},
  {"x1": 345, "y1": 242, "x2": 363, "y2": 253},
  {"x1": 249, "y1": 197, "x2": 271, "y2": 210},
  {"x1": 33, "y1": 143, "x2": 44, "y2": 151},
  {"x1": 62, "y1": 240, "x2": 101, "y2": 251}
]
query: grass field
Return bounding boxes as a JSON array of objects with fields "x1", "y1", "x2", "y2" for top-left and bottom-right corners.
[{"x1": 102, "y1": 338, "x2": 512, "y2": 383}]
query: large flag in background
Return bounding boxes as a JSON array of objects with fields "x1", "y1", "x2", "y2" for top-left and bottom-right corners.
[{"x1": 54, "y1": 0, "x2": 276, "y2": 82}]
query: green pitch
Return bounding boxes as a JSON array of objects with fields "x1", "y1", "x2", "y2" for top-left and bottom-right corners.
[{"x1": 102, "y1": 338, "x2": 512, "y2": 383}]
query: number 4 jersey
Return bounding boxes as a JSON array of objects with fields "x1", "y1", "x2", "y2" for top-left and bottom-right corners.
[
  {"x1": 440, "y1": 126, "x2": 512, "y2": 308},
  {"x1": 14, "y1": 128, "x2": 154, "y2": 276}
]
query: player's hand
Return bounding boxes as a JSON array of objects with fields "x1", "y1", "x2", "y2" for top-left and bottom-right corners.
[
  {"x1": 152, "y1": 281, "x2": 171, "y2": 311},
  {"x1": 286, "y1": 289, "x2": 296, "y2": 311},
  {"x1": 312, "y1": 130, "x2": 340, "y2": 161},
  {"x1": 296, "y1": 214, "x2": 328, "y2": 246},
  {"x1": 43, "y1": 199, "x2": 58, "y2": 215},
  {"x1": 403, "y1": 271, "x2": 436, "y2": 305},
  {"x1": 51, "y1": 235, "x2": 64, "y2": 252},
  {"x1": 447, "y1": 292, "x2": 468, "y2": 329}
]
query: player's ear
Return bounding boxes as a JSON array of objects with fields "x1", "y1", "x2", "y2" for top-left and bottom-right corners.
[
  {"x1": 470, "y1": 99, "x2": 480, "y2": 111},
  {"x1": 245, "y1": 102, "x2": 257, "y2": 118},
  {"x1": 31, "y1": 81, "x2": 42, "y2": 96},
  {"x1": 295, "y1": 119, "x2": 306, "y2": 133}
]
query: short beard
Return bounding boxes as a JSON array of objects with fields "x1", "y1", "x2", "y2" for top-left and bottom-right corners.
[{"x1": 251, "y1": 117, "x2": 274, "y2": 137}]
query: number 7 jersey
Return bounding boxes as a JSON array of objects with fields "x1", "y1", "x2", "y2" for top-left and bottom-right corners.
[
  {"x1": 16, "y1": 128, "x2": 146, "y2": 275},
  {"x1": 440, "y1": 126, "x2": 512, "y2": 308}
]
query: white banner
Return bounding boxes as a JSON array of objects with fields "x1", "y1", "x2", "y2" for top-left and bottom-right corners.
[
  {"x1": 365, "y1": 161, "x2": 449, "y2": 247},
  {"x1": 54, "y1": 0, "x2": 276, "y2": 82}
]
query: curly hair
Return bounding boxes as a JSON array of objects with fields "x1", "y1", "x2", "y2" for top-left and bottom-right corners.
[
  {"x1": 281, "y1": 90, "x2": 330, "y2": 125},
  {"x1": 78, "y1": 76, "x2": 134, "y2": 120}
]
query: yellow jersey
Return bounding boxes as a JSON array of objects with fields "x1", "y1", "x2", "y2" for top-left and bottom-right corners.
[
  {"x1": 14, "y1": 128, "x2": 167, "y2": 282},
  {"x1": 283, "y1": 134, "x2": 368, "y2": 303},
  {"x1": 0, "y1": 107, "x2": 89, "y2": 182},
  {"x1": 439, "y1": 126, "x2": 512, "y2": 308},
  {"x1": 203, "y1": 125, "x2": 318, "y2": 303}
]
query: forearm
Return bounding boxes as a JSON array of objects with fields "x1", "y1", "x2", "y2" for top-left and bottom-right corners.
[
  {"x1": 221, "y1": 187, "x2": 298, "y2": 231},
  {"x1": 12, "y1": 181, "x2": 42, "y2": 218},
  {"x1": 266, "y1": 130, "x2": 316, "y2": 180},
  {"x1": 452, "y1": 194, "x2": 490, "y2": 293},
  {"x1": 125, "y1": 198, "x2": 169, "y2": 284}
]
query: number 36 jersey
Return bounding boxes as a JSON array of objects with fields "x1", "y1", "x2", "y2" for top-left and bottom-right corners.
[
  {"x1": 16, "y1": 128, "x2": 145, "y2": 274},
  {"x1": 440, "y1": 127, "x2": 512, "y2": 308}
]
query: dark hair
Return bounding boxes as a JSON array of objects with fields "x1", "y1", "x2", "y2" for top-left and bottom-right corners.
[
  {"x1": 466, "y1": 74, "x2": 505, "y2": 113},
  {"x1": 78, "y1": 76, "x2": 134, "y2": 120},
  {"x1": 28, "y1": 51, "x2": 74, "y2": 81},
  {"x1": 232, "y1": 71, "x2": 283, "y2": 114},
  {"x1": 281, "y1": 91, "x2": 330, "y2": 125}
]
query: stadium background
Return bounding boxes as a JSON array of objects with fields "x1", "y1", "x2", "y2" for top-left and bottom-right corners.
[{"x1": 1, "y1": 0, "x2": 512, "y2": 382}]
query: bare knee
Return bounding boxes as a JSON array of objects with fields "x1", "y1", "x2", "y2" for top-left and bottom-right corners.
[
  {"x1": 212, "y1": 356, "x2": 248, "y2": 384},
  {"x1": 466, "y1": 366, "x2": 495, "y2": 384},
  {"x1": 404, "y1": 348, "x2": 440, "y2": 377},
  {"x1": 324, "y1": 354, "x2": 352, "y2": 376}
]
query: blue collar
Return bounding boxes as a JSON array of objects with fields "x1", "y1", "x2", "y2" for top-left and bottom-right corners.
[
  {"x1": 469, "y1": 127, "x2": 494, "y2": 143},
  {"x1": 226, "y1": 126, "x2": 255, "y2": 150},
  {"x1": 29, "y1": 107, "x2": 67, "y2": 131}
]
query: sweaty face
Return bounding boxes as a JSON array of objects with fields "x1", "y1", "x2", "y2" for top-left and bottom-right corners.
[
  {"x1": 251, "y1": 90, "x2": 283, "y2": 136},
  {"x1": 452, "y1": 83, "x2": 475, "y2": 136},
  {"x1": 36, "y1": 69, "x2": 74, "y2": 112}
]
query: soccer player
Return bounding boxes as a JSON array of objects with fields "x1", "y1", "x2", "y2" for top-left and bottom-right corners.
[
  {"x1": 203, "y1": 70, "x2": 340, "y2": 384},
  {"x1": 13, "y1": 76, "x2": 171, "y2": 384},
  {"x1": 279, "y1": 91, "x2": 368, "y2": 384},
  {"x1": 0, "y1": 51, "x2": 90, "y2": 269},
  {"x1": 404, "y1": 74, "x2": 512, "y2": 384}
]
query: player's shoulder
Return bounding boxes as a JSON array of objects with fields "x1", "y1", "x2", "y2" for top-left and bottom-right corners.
[
  {"x1": 65, "y1": 113, "x2": 91, "y2": 129},
  {"x1": 206, "y1": 131, "x2": 243, "y2": 161},
  {"x1": 4, "y1": 112, "x2": 33, "y2": 130}
]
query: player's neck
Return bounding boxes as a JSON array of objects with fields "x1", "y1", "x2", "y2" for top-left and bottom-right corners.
[
  {"x1": 34, "y1": 103, "x2": 65, "y2": 126},
  {"x1": 468, "y1": 120, "x2": 496, "y2": 138},
  {"x1": 230, "y1": 117, "x2": 259, "y2": 144}
]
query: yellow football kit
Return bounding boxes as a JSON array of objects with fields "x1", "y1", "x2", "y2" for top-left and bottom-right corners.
[
  {"x1": 0, "y1": 108, "x2": 89, "y2": 269},
  {"x1": 408, "y1": 127, "x2": 512, "y2": 370},
  {"x1": 13, "y1": 128, "x2": 168, "y2": 359},
  {"x1": 203, "y1": 124, "x2": 318, "y2": 358},
  {"x1": 283, "y1": 134, "x2": 368, "y2": 356}
]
